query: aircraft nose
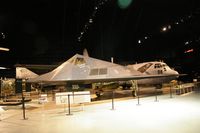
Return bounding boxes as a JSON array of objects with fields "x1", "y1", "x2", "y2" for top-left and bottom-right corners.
[
  {"x1": 168, "y1": 69, "x2": 179, "y2": 75},
  {"x1": 171, "y1": 70, "x2": 179, "y2": 78},
  {"x1": 173, "y1": 70, "x2": 179, "y2": 75}
]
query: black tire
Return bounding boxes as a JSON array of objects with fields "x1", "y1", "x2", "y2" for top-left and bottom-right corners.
[{"x1": 95, "y1": 92, "x2": 101, "y2": 97}]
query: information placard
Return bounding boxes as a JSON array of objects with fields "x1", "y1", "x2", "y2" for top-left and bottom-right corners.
[
  {"x1": 55, "y1": 91, "x2": 91, "y2": 105},
  {"x1": 39, "y1": 94, "x2": 48, "y2": 104},
  {"x1": 55, "y1": 92, "x2": 73, "y2": 105},
  {"x1": 73, "y1": 91, "x2": 91, "y2": 104}
]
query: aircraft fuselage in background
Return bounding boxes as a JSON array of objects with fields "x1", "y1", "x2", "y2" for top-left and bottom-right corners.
[{"x1": 124, "y1": 61, "x2": 179, "y2": 88}]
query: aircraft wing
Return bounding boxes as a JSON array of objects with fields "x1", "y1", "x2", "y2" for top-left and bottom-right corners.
[
  {"x1": 178, "y1": 74, "x2": 187, "y2": 76},
  {"x1": 66, "y1": 74, "x2": 180, "y2": 84},
  {"x1": 28, "y1": 74, "x2": 179, "y2": 84}
]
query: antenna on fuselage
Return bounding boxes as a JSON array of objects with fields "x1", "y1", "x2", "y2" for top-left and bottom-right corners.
[
  {"x1": 83, "y1": 48, "x2": 89, "y2": 57},
  {"x1": 111, "y1": 57, "x2": 114, "y2": 63}
]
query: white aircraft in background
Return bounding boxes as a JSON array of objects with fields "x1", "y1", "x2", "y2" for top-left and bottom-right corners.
[
  {"x1": 16, "y1": 67, "x2": 38, "y2": 79},
  {"x1": 93, "y1": 61, "x2": 179, "y2": 97},
  {"x1": 126, "y1": 61, "x2": 179, "y2": 88}
]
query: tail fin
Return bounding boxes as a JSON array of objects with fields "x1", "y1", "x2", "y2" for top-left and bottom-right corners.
[
  {"x1": 16, "y1": 67, "x2": 38, "y2": 79},
  {"x1": 83, "y1": 48, "x2": 89, "y2": 57}
]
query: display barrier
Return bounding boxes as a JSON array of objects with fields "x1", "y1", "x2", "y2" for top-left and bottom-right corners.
[
  {"x1": 55, "y1": 92, "x2": 73, "y2": 105},
  {"x1": 73, "y1": 91, "x2": 91, "y2": 104},
  {"x1": 55, "y1": 91, "x2": 91, "y2": 105},
  {"x1": 174, "y1": 83, "x2": 195, "y2": 95}
]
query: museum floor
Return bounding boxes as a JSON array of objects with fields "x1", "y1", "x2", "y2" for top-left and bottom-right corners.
[{"x1": 0, "y1": 91, "x2": 200, "y2": 133}]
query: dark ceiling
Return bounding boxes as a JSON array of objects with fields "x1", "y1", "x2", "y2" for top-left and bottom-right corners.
[{"x1": 0, "y1": 0, "x2": 200, "y2": 77}]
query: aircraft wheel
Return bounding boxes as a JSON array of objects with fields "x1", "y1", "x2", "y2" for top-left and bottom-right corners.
[{"x1": 95, "y1": 91, "x2": 103, "y2": 97}]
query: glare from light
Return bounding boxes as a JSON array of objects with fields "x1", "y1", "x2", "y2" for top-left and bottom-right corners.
[
  {"x1": 118, "y1": 0, "x2": 133, "y2": 9},
  {"x1": 78, "y1": 37, "x2": 81, "y2": 42},
  {"x1": 1, "y1": 32, "x2": 5, "y2": 39},
  {"x1": 185, "y1": 41, "x2": 189, "y2": 45},
  {"x1": 138, "y1": 40, "x2": 141, "y2": 44},
  {"x1": 162, "y1": 27, "x2": 167, "y2": 32},
  {"x1": 180, "y1": 19, "x2": 184, "y2": 22},
  {"x1": 0, "y1": 47, "x2": 10, "y2": 51},
  {"x1": 89, "y1": 19, "x2": 93, "y2": 23},
  {"x1": 144, "y1": 36, "x2": 148, "y2": 39},
  {"x1": 168, "y1": 25, "x2": 171, "y2": 29},
  {"x1": 175, "y1": 22, "x2": 179, "y2": 25},
  {"x1": 184, "y1": 49, "x2": 194, "y2": 53},
  {"x1": 0, "y1": 67, "x2": 7, "y2": 69}
]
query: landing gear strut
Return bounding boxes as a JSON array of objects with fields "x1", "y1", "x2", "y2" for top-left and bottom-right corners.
[
  {"x1": 131, "y1": 80, "x2": 138, "y2": 97},
  {"x1": 132, "y1": 90, "x2": 137, "y2": 97}
]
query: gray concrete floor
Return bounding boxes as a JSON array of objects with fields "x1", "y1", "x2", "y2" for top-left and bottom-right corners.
[{"x1": 0, "y1": 91, "x2": 200, "y2": 133}]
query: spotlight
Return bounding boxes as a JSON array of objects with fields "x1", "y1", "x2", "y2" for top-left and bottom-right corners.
[{"x1": 162, "y1": 27, "x2": 167, "y2": 32}]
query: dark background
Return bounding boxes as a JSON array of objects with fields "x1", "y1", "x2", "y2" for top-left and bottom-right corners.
[{"x1": 0, "y1": 0, "x2": 200, "y2": 79}]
